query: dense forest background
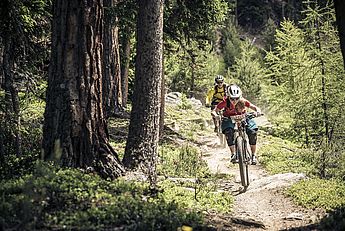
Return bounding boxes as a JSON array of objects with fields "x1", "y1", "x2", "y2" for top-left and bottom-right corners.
[{"x1": 1, "y1": 0, "x2": 345, "y2": 230}]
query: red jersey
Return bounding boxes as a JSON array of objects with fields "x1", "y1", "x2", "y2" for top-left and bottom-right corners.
[{"x1": 216, "y1": 97, "x2": 252, "y2": 117}]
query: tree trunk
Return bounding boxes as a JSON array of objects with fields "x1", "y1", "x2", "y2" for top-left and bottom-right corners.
[
  {"x1": 43, "y1": 0, "x2": 124, "y2": 179},
  {"x1": 123, "y1": 0, "x2": 164, "y2": 184},
  {"x1": 315, "y1": 20, "x2": 328, "y2": 178},
  {"x1": 103, "y1": 0, "x2": 123, "y2": 118},
  {"x1": 334, "y1": 0, "x2": 345, "y2": 68},
  {"x1": 3, "y1": 36, "x2": 21, "y2": 156},
  {"x1": 120, "y1": 29, "x2": 131, "y2": 108}
]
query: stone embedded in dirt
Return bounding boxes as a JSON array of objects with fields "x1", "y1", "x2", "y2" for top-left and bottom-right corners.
[
  {"x1": 284, "y1": 212, "x2": 304, "y2": 220},
  {"x1": 247, "y1": 173, "x2": 306, "y2": 191}
]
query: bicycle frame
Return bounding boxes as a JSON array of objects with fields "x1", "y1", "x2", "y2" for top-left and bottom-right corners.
[{"x1": 230, "y1": 113, "x2": 253, "y2": 189}]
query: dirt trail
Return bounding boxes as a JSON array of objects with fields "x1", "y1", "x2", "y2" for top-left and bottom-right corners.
[{"x1": 200, "y1": 117, "x2": 326, "y2": 230}]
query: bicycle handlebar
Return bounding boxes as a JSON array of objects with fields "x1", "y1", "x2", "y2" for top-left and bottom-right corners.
[{"x1": 229, "y1": 112, "x2": 264, "y2": 122}]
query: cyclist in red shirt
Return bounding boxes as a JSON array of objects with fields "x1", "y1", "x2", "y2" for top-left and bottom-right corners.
[{"x1": 211, "y1": 84, "x2": 262, "y2": 165}]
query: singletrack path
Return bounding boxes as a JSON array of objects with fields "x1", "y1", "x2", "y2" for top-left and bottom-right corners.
[{"x1": 200, "y1": 116, "x2": 326, "y2": 230}]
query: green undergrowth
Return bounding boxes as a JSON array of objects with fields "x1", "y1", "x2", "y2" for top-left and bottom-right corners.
[
  {"x1": 0, "y1": 100, "x2": 234, "y2": 230},
  {"x1": 0, "y1": 162, "x2": 203, "y2": 230},
  {"x1": 158, "y1": 144, "x2": 210, "y2": 178},
  {"x1": 159, "y1": 180, "x2": 233, "y2": 214},
  {"x1": 157, "y1": 144, "x2": 234, "y2": 214},
  {"x1": 258, "y1": 127, "x2": 345, "y2": 229},
  {"x1": 286, "y1": 178, "x2": 345, "y2": 230},
  {"x1": 258, "y1": 132, "x2": 315, "y2": 175},
  {"x1": 165, "y1": 103, "x2": 212, "y2": 142},
  {"x1": 286, "y1": 178, "x2": 345, "y2": 211},
  {"x1": 108, "y1": 118, "x2": 130, "y2": 160}
]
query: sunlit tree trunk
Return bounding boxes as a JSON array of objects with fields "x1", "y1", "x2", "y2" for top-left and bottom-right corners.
[
  {"x1": 123, "y1": 0, "x2": 164, "y2": 184},
  {"x1": 43, "y1": 0, "x2": 124, "y2": 179}
]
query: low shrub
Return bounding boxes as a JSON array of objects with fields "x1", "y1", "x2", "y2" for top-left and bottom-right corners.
[{"x1": 0, "y1": 162, "x2": 203, "y2": 230}]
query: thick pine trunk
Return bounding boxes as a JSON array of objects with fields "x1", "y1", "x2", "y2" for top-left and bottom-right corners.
[
  {"x1": 103, "y1": 0, "x2": 123, "y2": 118},
  {"x1": 123, "y1": 0, "x2": 164, "y2": 182},
  {"x1": 334, "y1": 0, "x2": 345, "y2": 68},
  {"x1": 43, "y1": 0, "x2": 124, "y2": 179}
]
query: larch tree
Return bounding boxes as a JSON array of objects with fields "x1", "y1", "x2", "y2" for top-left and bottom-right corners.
[
  {"x1": 123, "y1": 0, "x2": 164, "y2": 183},
  {"x1": 42, "y1": 0, "x2": 124, "y2": 179}
]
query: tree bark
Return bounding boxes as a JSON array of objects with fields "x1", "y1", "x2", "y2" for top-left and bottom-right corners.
[
  {"x1": 120, "y1": 32, "x2": 131, "y2": 108},
  {"x1": 334, "y1": 0, "x2": 345, "y2": 68},
  {"x1": 43, "y1": 0, "x2": 124, "y2": 179},
  {"x1": 3, "y1": 36, "x2": 21, "y2": 156},
  {"x1": 103, "y1": 0, "x2": 123, "y2": 118},
  {"x1": 123, "y1": 0, "x2": 164, "y2": 183}
]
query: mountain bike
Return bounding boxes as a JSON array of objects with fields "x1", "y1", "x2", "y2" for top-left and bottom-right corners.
[{"x1": 228, "y1": 112, "x2": 261, "y2": 190}]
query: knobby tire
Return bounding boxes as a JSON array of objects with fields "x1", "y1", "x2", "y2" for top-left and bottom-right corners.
[
  {"x1": 216, "y1": 118, "x2": 227, "y2": 148},
  {"x1": 236, "y1": 136, "x2": 249, "y2": 189}
]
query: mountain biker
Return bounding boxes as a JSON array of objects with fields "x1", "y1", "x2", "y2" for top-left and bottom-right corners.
[
  {"x1": 211, "y1": 84, "x2": 262, "y2": 165},
  {"x1": 205, "y1": 75, "x2": 227, "y2": 132}
]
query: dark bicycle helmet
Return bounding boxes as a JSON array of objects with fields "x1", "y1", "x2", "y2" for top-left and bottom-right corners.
[
  {"x1": 227, "y1": 84, "x2": 242, "y2": 99},
  {"x1": 215, "y1": 75, "x2": 224, "y2": 83}
]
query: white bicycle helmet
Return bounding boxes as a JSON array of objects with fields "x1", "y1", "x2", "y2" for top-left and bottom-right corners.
[
  {"x1": 214, "y1": 75, "x2": 224, "y2": 83},
  {"x1": 227, "y1": 84, "x2": 242, "y2": 99}
]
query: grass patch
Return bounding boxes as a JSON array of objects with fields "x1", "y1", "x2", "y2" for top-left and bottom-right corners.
[
  {"x1": 158, "y1": 144, "x2": 210, "y2": 178},
  {"x1": 164, "y1": 104, "x2": 212, "y2": 141},
  {"x1": 259, "y1": 133, "x2": 315, "y2": 175},
  {"x1": 286, "y1": 178, "x2": 345, "y2": 211},
  {"x1": 160, "y1": 180, "x2": 233, "y2": 214}
]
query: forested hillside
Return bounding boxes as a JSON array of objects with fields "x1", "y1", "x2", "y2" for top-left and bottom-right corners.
[{"x1": 1, "y1": 0, "x2": 345, "y2": 230}]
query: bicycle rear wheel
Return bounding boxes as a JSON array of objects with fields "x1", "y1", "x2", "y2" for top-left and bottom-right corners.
[
  {"x1": 216, "y1": 119, "x2": 227, "y2": 148},
  {"x1": 236, "y1": 136, "x2": 249, "y2": 188}
]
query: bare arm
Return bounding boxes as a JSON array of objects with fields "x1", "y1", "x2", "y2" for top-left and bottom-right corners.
[{"x1": 249, "y1": 104, "x2": 262, "y2": 115}]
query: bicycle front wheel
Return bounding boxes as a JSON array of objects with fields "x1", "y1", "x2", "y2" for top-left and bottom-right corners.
[{"x1": 236, "y1": 136, "x2": 249, "y2": 188}]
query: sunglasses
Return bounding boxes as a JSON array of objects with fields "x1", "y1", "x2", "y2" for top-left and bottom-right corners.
[
  {"x1": 230, "y1": 97, "x2": 239, "y2": 101},
  {"x1": 216, "y1": 81, "x2": 223, "y2": 84}
]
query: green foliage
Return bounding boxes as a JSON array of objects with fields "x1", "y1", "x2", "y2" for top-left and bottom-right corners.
[
  {"x1": 158, "y1": 144, "x2": 210, "y2": 178},
  {"x1": 286, "y1": 178, "x2": 345, "y2": 211},
  {"x1": 164, "y1": 0, "x2": 228, "y2": 43},
  {"x1": 259, "y1": 133, "x2": 315, "y2": 175},
  {"x1": 165, "y1": 40, "x2": 223, "y2": 98},
  {"x1": 0, "y1": 91, "x2": 44, "y2": 157},
  {"x1": 0, "y1": 162, "x2": 203, "y2": 230},
  {"x1": 159, "y1": 180, "x2": 233, "y2": 214},
  {"x1": 0, "y1": 154, "x2": 39, "y2": 181},
  {"x1": 164, "y1": 103, "x2": 211, "y2": 141},
  {"x1": 263, "y1": 1, "x2": 345, "y2": 177},
  {"x1": 237, "y1": 0, "x2": 270, "y2": 30},
  {"x1": 228, "y1": 40, "x2": 263, "y2": 101},
  {"x1": 221, "y1": 20, "x2": 242, "y2": 68},
  {"x1": 261, "y1": 18, "x2": 277, "y2": 50},
  {"x1": 108, "y1": 118, "x2": 130, "y2": 160}
]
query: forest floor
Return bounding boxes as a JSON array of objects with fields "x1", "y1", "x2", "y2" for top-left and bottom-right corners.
[{"x1": 199, "y1": 116, "x2": 327, "y2": 231}]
